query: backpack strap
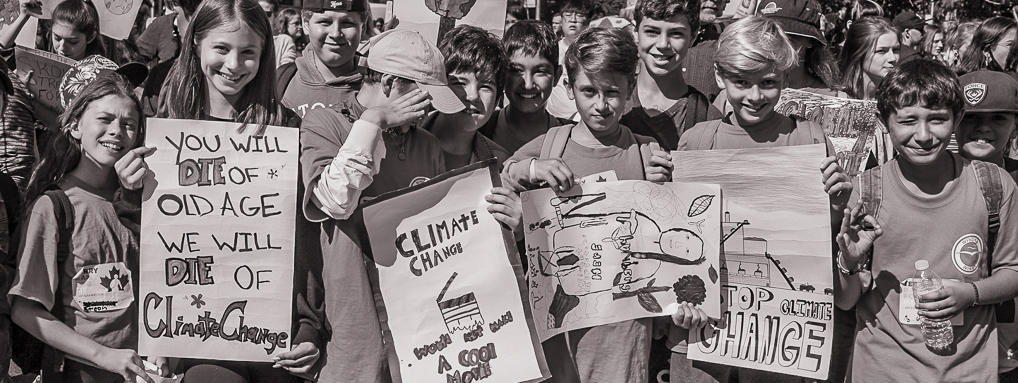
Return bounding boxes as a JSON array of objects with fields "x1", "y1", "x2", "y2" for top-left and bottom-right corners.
[
  {"x1": 40, "y1": 187, "x2": 73, "y2": 380},
  {"x1": 969, "y1": 161, "x2": 1015, "y2": 323},
  {"x1": 274, "y1": 62, "x2": 299, "y2": 101},
  {"x1": 697, "y1": 119, "x2": 723, "y2": 150},
  {"x1": 539, "y1": 125, "x2": 573, "y2": 159},
  {"x1": 858, "y1": 167, "x2": 882, "y2": 218}
]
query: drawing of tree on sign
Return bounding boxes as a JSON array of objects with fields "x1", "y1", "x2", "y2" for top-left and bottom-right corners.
[{"x1": 425, "y1": 0, "x2": 477, "y2": 43}]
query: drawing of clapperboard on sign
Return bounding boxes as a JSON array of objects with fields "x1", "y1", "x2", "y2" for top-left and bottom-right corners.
[{"x1": 436, "y1": 272, "x2": 483, "y2": 334}]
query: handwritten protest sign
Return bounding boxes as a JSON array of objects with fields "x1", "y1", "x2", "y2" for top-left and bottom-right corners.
[
  {"x1": 394, "y1": 0, "x2": 508, "y2": 44},
  {"x1": 362, "y1": 160, "x2": 549, "y2": 383},
  {"x1": 14, "y1": 46, "x2": 74, "y2": 112},
  {"x1": 139, "y1": 119, "x2": 298, "y2": 361},
  {"x1": 673, "y1": 144, "x2": 834, "y2": 380},
  {"x1": 95, "y1": 0, "x2": 142, "y2": 39},
  {"x1": 522, "y1": 180, "x2": 722, "y2": 341},
  {"x1": 775, "y1": 88, "x2": 882, "y2": 176}
]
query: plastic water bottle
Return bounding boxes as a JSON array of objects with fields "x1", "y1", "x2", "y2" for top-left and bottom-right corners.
[{"x1": 913, "y1": 260, "x2": 953, "y2": 350}]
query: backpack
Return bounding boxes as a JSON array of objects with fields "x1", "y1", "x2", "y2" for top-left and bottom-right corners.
[
  {"x1": 274, "y1": 62, "x2": 299, "y2": 102},
  {"x1": 8, "y1": 187, "x2": 72, "y2": 377},
  {"x1": 857, "y1": 160, "x2": 1014, "y2": 323},
  {"x1": 538, "y1": 125, "x2": 654, "y2": 180}
]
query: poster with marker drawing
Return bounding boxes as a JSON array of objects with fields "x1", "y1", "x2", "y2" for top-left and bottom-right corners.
[
  {"x1": 673, "y1": 144, "x2": 834, "y2": 380},
  {"x1": 138, "y1": 119, "x2": 297, "y2": 361},
  {"x1": 95, "y1": 0, "x2": 142, "y2": 39},
  {"x1": 362, "y1": 160, "x2": 549, "y2": 383},
  {"x1": 521, "y1": 180, "x2": 722, "y2": 342},
  {"x1": 775, "y1": 88, "x2": 883, "y2": 176},
  {"x1": 393, "y1": 0, "x2": 508, "y2": 44}
]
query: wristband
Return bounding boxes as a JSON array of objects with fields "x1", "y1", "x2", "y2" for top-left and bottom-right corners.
[
  {"x1": 970, "y1": 282, "x2": 980, "y2": 306},
  {"x1": 837, "y1": 249, "x2": 869, "y2": 275},
  {"x1": 529, "y1": 158, "x2": 537, "y2": 184}
]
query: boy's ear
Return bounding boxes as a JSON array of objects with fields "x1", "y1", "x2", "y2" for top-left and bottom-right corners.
[
  {"x1": 563, "y1": 77, "x2": 574, "y2": 101},
  {"x1": 380, "y1": 73, "x2": 397, "y2": 97},
  {"x1": 714, "y1": 68, "x2": 725, "y2": 89}
]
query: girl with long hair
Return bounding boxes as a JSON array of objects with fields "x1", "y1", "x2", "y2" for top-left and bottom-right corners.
[
  {"x1": 957, "y1": 16, "x2": 1016, "y2": 74},
  {"x1": 839, "y1": 17, "x2": 899, "y2": 100}
]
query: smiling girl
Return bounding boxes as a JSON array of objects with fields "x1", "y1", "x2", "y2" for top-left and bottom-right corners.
[{"x1": 9, "y1": 73, "x2": 156, "y2": 383}]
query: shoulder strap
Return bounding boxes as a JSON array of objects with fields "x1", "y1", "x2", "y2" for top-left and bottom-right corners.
[
  {"x1": 40, "y1": 187, "x2": 72, "y2": 380},
  {"x1": 539, "y1": 125, "x2": 573, "y2": 159},
  {"x1": 685, "y1": 119, "x2": 723, "y2": 150},
  {"x1": 858, "y1": 167, "x2": 883, "y2": 218},
  {"x1": 275, "y1": 62, "x2": 298, "y2": 101}
]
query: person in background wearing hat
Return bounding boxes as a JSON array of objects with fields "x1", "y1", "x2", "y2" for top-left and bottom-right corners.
[
  {"x1": 300, "y1": 28, "x2": 523, "y2": 382},
  {"x1": 955, "y1": 70, "x2": 1018, "y2": 383},
  {"x1": 682, "y1": 0, "x2": 729, "y2": 102},
  {"x1": 277, "y1": 0, "x2": 369, "y2": 119},
  {"x1": 759, "y1": 0, "x2": 841, "y2": 95},
  {"x1": 892, "y1": 10, "x2": 926, "y2": 64},
  {"x1": 619, "y1": 0, "x2": 712, "y2": 152}
]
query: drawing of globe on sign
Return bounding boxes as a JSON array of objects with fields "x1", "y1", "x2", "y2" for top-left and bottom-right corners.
[
  {"x1": 104, "y1": 0, "x2": 133, "y2": 15},
  {"x1": 0, "y1": 0, "x2": 19, "y2": 26}
]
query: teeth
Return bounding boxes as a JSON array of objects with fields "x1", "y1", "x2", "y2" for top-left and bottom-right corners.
[
  {"x1": 219, "y1": 72, "x2": 242, "y2": 81},
  {"x1": 518, "y1": 93, "x2": 539, "y2": 99},
  {"x1": 100, "y1": 142, "x2": 122, "y2": 151}
]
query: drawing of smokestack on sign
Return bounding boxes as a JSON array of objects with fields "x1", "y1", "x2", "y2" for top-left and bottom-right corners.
[
  {"x1": 426, "y1": 0, "x2": 478, "y2": 43},
  {"x1": 436, "y1": 272, "x2": 484, "y2": 334}
]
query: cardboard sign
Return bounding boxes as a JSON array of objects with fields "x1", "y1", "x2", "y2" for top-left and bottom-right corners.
[
  {"x1": 14, "y1": 46, "x2": 74, "y2": 112},
  {"x1": 362, "y1": 160, "x2": 549, "y2": 383},
  {"x1": 674, "y1": 144, "x2": 834, "y2": 380},
  {"x1": 522, "y1": 180, "x2": 722, "y2": 342},
  {"x1": 393, "y1": 0, "x2": 508, "y2": 44},
  {"x1": 138, "y1": 119, "x2": 298, "y2": 361},
  {"x1": 775, "y1": 88, "x2": 883, "y2": 176},
  {"x1": 96, "y1": 0, "x2": 143, "y2": 39}
]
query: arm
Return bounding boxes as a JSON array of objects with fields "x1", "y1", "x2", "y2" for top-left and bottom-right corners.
[
  {"x1": 0, "y1": 0, "x2": 39, "y2": 50},
  {"x1": 11, "y1": 297, "x2": 154, "y2": 383},
  {"x1": 833, "y1": 204, "x2": 882, "y2": 311},
  {"x1": 501, "y1": 136, "x2": 576, "y2": 192}
]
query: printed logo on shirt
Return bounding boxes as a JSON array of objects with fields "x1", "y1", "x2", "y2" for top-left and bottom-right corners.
[
  {"x1": 759, "y1": 2, "x2": 782, "y2": 14},
  {"x1": 951, "y1": 234, "x2": 983, "y2": 275},
  {"x1": 73, "y1": 262, "x2": 134, "y2": 313},
  {"x1": 964, "y1": 83, "x2": 987, "y2": 106},
  {"x1": 410, "y1": 177, "x2": 430, "y2": 187}
]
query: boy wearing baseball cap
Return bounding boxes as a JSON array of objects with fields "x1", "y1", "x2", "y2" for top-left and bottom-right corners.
[
  {"x1": 892, "y1": 10, "x2": 925, "y2": 63},
  {"x1": 299, "y1": 29, "x2": 524, "y2": 382}
]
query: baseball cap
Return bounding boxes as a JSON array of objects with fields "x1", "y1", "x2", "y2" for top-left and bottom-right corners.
[
  {"x1": 757, "y1": 0, "x2": 826, "y2": 46},
  {"x1": 365, "y1": 29, "x2": 465, "y2": 114},
  {"x1": 891, "y1": 11, "x2": 925, "y2": 31},
  {"x1": 59, "y1": 55, "x2": 148, "y2": 110},
  {"x1": 0, "y1": 58, "x2": 12, "y2": 96},
  {"x1": 959, "y1": 70, "x2": 1018, "y2": 113},
  {"x1": 301, "y1": 0, "x2": 365, "y2": 12}
]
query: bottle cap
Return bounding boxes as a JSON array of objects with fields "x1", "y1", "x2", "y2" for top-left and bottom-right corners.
[{"x1": 915, "y1": 260, "x2": 929, "y2": 270}]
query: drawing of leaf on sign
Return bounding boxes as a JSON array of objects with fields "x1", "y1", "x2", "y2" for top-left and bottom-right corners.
[{"x1": 688, "y1": 195, "x2": 714, "y2": 217}]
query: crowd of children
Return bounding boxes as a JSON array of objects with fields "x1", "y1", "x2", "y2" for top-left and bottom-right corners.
[{"x1": 0, "y1": 0, "x2": 1016, "y2": 382}]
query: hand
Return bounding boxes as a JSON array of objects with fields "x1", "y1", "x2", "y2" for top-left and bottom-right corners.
[
  {"x1": 95, "y1": 347, "x2": 153, "y2": 383},
  {"x1": 115, "y1": 147, "x2": 156, "y2": 190},
  {"x1": 836, "y1": 205, "x2": 882, "y2": 267},
  {"x1": 19, "y1": 0, "x2": 42, "y2": 17},
  {"x1": 821, "y1": 156, "x2": 851, "y2": 211},
  {"x1": 529, "y1": 158, "x2": 575, "y2": 192},
  {"x1": 149, "y1": 356, "x2": 171, "y2": 377},
  {"x1": 486, "y1": 187, "x2": 523, "y2": 241},
  {"x1": 671, "y1": 302, "x2": 708, "y2": 330},
  {"x1": 273, "y1": 342, "x2": 320, "y2": 375},
  {"x1": 360, "y1": 89, "x2": 431, "y2": 130},
  {"x1": 646, "y1": 142, "x2": 672, "y2": 183},
  {"x1": 915, "y1": 279, "x2": 976, "y2": 321}
]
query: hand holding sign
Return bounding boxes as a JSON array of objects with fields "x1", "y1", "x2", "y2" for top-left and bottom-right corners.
[{"x1": 20, "y1": 0, "x2": 42, "y2": 17}]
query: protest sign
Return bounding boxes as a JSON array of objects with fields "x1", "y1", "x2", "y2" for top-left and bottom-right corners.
[
  {"x1": 673, "y1": 144, "x2": 834, "y2": 380},
  {"x1": 394, "y1": 0, "x2": 507, "y2": 44},
  {"x1": 775, "y1": 88, "x2": 882, "y2": 176},
  {"x1": 14, "y1": 46, "x2": 74, "y2": 112},
  {"x1": 95, "y1": 0, "x2": 142, "y2": 39},
  {"x1": 522, "y1": 180, "x2": 722, "y2": 341},
  {"x1": 138, "y1": 119, "x2": 298, "y2": 361},
  {"x1": 362, "y1": 160, "x2": 549, "y2": 383}
]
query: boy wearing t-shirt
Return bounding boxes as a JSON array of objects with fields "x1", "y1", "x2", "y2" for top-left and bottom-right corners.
[
  {"x1": 502, "y1": 27, "x2": 671, "y2": 383},
  {"x1": 837, "y1": 59, "x2": 1018, "y2": 382},
  {"x1": 480, "y1": 20, "x2": 573, "y2": 155},
  {"x1": 621, "y1": 0, "x2": 713, "y2": 151},
  {"x1": 671, "y1": 15, "x2": 850, "y2": 383}
]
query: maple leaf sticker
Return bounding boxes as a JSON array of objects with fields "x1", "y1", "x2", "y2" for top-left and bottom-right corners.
[{"x1": 99, "y1": 267, "x2": 127, "y2": 292}]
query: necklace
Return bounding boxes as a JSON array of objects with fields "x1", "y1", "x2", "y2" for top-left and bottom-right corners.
[{"x1": 385, "y1": 127, "x2": 408, "y2": 160}]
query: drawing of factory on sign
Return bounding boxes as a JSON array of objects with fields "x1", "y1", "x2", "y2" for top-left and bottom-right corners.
[{"x1": 718, "y1": 211, "x2": 804, "y2": 292}]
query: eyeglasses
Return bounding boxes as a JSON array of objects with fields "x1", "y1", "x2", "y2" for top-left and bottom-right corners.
[{"x1": 561, "y1": 12, "x2": 588, "y2": 22}]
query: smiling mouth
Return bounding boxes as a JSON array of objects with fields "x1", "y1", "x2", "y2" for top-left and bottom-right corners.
[
  {"x1": 218, "y1": 72, "x2": 243, "y2": 82},
  {"x1": 100, "y1": 142, "x2": 123, "y2": 151},
  {"x1": 651, "y1": 54, "x2": 675, "y2": 61},
  {"x1": 517, "y1": 92, "x2": 540, "y2": 100}
]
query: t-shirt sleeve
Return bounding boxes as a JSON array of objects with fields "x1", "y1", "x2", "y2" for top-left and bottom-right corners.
[
  {"x1": 8, "y1": 195, "x2": 62, "y2": 311},
  {"x1": 677, "y1": 121, "x2": 709, "y2": 151},
  {"x1": 991, "y1": 169, "x2": 1018, "y2": 274},
  {"x1": 299, "y1": 109, "x2": 351, "y2": 222}
]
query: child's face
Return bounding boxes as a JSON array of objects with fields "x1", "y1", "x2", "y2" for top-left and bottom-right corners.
[
  {"x1": 305, "y1": 11, "x2": 363, "y2": 71},
  {"x1": 71, "y1": 95, "x2": 140, "y2": 169},
  {"x1": 448, "y1": 70, "x2": 498, "y2": 131},
  {"x1": 991, "y1": 28, "x2": 1016, "y2": 68},
  {"x1": 718, "y1": 67, "x2": 784, "y2": 126},
  {"x1": 561, "y1": 10, "x2": 589, "y2": 40},
  {"x1": 199, "y1": 24, "x2": 264, "y2": 101},
  {"x1": 51, "y1": 22, "x2": 91, "y2": 61},
  {"x1": 568, "y1": 70, "x2": 630, "y2": 134},
  {"x1": 886, "y1": 106, "x2": 955, "y2": 166},
  {"x1": 637, "y1": 15, "x2": 692, "y2": 76},
  {"x1": 956, "y1": 111, "x2": 1017, "y2": 162},
  {"x1": 505, "y1": 52, "x2": 556, "y2": 115},
  {"x1": 863, "y1": 33, "x2": 899, "y2": 84}
]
